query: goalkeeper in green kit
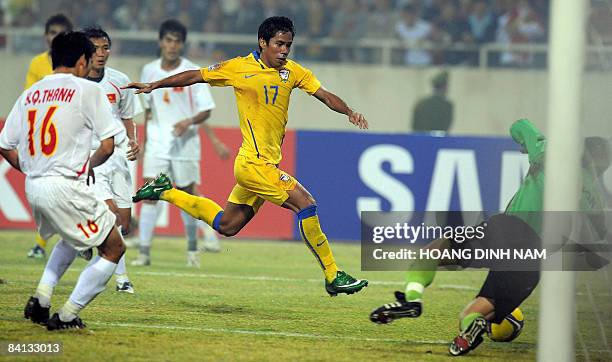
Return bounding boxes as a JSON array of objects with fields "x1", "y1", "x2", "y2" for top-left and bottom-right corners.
[{"x1": 370, "y1": 119, "x2": 610, "y2": 356}]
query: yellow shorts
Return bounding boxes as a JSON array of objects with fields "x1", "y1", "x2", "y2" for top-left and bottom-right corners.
[{"x1": 228, "y1": 155, "x2": 297, "y2": 212}]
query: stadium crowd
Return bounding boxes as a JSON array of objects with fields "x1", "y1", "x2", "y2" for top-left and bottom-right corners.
[{"x1": 2, "y1": 0, "x2": 611, "y2": 67}]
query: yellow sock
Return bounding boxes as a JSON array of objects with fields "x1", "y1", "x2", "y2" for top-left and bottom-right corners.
[
  {"x1": 36, "y1": 234, "x2": 48, "y2": 248},
  {"x1": 160, "y1": 189, "x2": 223, "y2": 226},
  {"x1": 298, "y1": 206, "x2": 339, "y2": 282}
]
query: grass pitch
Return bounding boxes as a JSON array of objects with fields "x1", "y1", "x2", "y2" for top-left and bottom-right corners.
[{"x1": 0, "y1": 230, "x2": 610, "y2": 361}]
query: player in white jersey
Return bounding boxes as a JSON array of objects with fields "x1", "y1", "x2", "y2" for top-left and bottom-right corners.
[
  {"x1": 0, "y1": 32, "x2": 126, "y2": 330},
  {"x1": 133, "y1": 19, "x2": 229, "y2": 267},
  {"x1": 84, "y1": 26, "x2": 143, "y2": 293}
]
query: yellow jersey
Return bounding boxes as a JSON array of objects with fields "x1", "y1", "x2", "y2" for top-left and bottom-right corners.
[
  {"x1": 24, "y1": 51, "x2": 53, "y2": 89},
  {"x1": 200, "y1": 51, "x2": 321, "y2": 164}
]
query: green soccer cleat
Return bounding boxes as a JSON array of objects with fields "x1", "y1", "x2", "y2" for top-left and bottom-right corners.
[
  {"x1": 325, "y1": 271, "x2": 368, "y2": 296},
  {"x1": 132, "y1": 173, "x2": 173, "y2": 202}
]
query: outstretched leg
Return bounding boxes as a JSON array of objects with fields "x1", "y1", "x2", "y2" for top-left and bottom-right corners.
[
  {"x1": 284, "y1": 182, "x2": 368, "y2": 296},
  {"x1": 134, "y1": 174, "x2": 256, "y2": 237}
]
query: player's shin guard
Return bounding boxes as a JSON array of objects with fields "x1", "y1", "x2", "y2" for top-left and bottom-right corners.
[
  {"x1": 161, "y1": 189, "x2": 223, "y2": 227},
  {"x1": 60, "y1": 256, "x2": 117, "y2": 321},
  {"x1": 35, "y1": 240, "x2": 78, "y2": 307},
  {"x1": 36, "y1": 234, "x2": 48, "y2": 248},
  {"x1": 297, "y1": 205, "x2": 339, "y2": 282}
]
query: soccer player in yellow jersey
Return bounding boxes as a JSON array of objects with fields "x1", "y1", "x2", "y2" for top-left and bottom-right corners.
[
  {"x1": 128, "y1": 16, "x2": 369, "y2": 296},
  {"x1": 26, "y1": 14, "x2": 73, "y2": 259},
  {"x1": 24, "y1": 14, "x2": 73, "y2": 89}
]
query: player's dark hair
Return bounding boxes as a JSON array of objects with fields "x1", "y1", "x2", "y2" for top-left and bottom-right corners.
[
  {"x1": 83, "y1": 26, "x2": 112, "y2": 48},
  {"x1": 45, "y1": 13, "x2": 73, "y2": 34},
  {"x1": 257, "y1": 16, "x2": 295, "y2": 51},
  {"x1": 50, "y1": 31, "x2": 94, "y2": 69},
  {"x1": 159, "y1": 19, "x2": 187, "y2": 42}
]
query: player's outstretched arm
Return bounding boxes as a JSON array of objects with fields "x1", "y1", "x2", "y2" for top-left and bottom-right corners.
[
  {"x1": 124, "y1": 70, "x2": 204, "y2": 94},
  {"x1": 0, "y1": 148, "x2": 21, "y2": 172},
  {"x1": 313, "y1": 86, "x2": 369, "y2": 129},
  {"x1": 202, "y1": 122, "x2": 230, "y2": 159}
]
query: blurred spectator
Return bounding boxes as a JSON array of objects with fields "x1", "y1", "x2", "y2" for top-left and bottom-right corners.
[
  {"x1": 435, "y1": 2, "x2": 472, "y2": 64},
  {"x1": 589, "y1": 0, "x2": 612, "y2": 45},
  {"x1": 261, "y1": 0, "x2": 287, "y2": 19},
  {"x1": 421, "y1": 0, "x2": 444, "y2": 22},
  {"x1": 587, "y1": 0, "x2": 612, "y2": 69},
  {"x1": 140, "y1": 4, "x2": 168, "y2": 31},
  {"x1": 396, "y1": 4, "x2": 433, "y2": 66},
  {"x1": 329, "y1": 1, "x2": 368, "y2": 62},
  {"x1": 285, "y1": 1, "x2": 308, "y2": 37},
  {"x1": 302, "y1": 0, "x2": 330, "y2": 60},
  {"x1": 468, "y1": 0, "x2": 497, "y2": 43},
  {"x1": 188, "y1": 0, "x2": 229, "y2": 61},
  {"x1": 496, "y1": 0, "x2": 545, "y2": 67},
  {"x1": 364, "y1": 0, "x2": 396, "y2": 39},
  {"x1": 113, "y1": 0, "x2": 146, "y2": 30},
  {"x1": 231, "y1": 0, "x2": 263, "y2": 34},
  {"x1": 0, "y1": 0, "x2": 560, "y2": 68},
  {"x1": 412, "y1": 70, "x2": 454, "y2": 132}
]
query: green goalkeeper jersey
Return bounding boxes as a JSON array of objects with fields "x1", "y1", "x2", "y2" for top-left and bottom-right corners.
[
  {"x1": 505, "y1": 119, "x2": 547, "y2": 235},
  {"x1": 504, "y1": 119, "x2": 607, "y2": 237}
]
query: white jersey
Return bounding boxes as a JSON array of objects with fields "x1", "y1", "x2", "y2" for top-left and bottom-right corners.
[
  {"x1": 91, "y1": 67, "x2": 143, "y2": 150},
  {"x1": 141, "y1": 57, "x2": 215, "y2": 160},
  {"x1": 0, "y1": 73, "x2": 122, "y2": 180}
]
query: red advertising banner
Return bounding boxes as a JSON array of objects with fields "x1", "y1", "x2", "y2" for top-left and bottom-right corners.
[{"x1": 0, "y1": 120, "x2": 296, "y2": 240}]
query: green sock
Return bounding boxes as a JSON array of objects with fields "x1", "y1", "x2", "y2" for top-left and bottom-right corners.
[
  {"x1": 460, "y1": 312, "x2": 484, "y2": 331},
  {"x1": 404, "y1": 258, "x2": 438, "y2": 302}
]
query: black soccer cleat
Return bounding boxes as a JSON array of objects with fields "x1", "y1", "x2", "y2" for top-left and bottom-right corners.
[
  {"x1": 46, "y1": 313, "x2": 86, "y2": 331},
  {"x1": 24, "y1": 296, "x2": 49, "y2": 325},
  {"x1": 449, "y1": 316, "x2": 487, "y2": 356},
  {"x1": 369, "y1": 291, "x2": 422, "y2": 324}
]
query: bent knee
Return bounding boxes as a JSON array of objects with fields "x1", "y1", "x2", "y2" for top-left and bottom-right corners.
[
  {"x1": 218, "y1": 227, "x2": 238, "y2": 237},
  {"x1": 218, "y1": 223, "x2": 241, "y2": 237},
  {"x1": 99, "y1": 228, "x2": 126, "y2": 261}
]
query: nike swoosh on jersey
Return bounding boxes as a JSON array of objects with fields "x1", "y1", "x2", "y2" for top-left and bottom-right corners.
[
  {"x1": 244, "y1": 74, "x2": 257, "y2": 78},
  {"x1": 317, "y1": 240, "x2": 326, "y2": 247}
]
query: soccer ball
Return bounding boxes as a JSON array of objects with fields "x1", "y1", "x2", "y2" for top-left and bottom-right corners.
[{"x1": 487, "y1": 308, "x2": 524, "y2": 342}]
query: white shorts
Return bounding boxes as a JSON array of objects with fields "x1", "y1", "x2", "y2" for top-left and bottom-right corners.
[
  {"x1": 92, "y1": 151, "x2": 133, "y2": 209},
  {"x1": 143, "y1": 154, "x2": 200, "y2": 188},
  {"x1": 25, "y1": 176, "x2": 116, "y2": 251}
]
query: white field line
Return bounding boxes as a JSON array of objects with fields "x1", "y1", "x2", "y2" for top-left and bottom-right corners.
[
  {"x1": 129, "y1": 270, "x2": 480, "y2": 291},
  {"x1": 584, "y1": 279, "x2": 612, "y2": 357},
  {"x1": 91, "y1": 321, "x2": 449, "y2": 345},
  {"x1": 576, "y1": 325, "x2": 591, "y2": 362},
  {"x1": 3, "y1": 264, "x2": 612, "y2": 296}
]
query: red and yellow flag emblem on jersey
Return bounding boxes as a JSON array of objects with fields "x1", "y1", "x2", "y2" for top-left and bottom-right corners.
[{"x1": 106, "y1": 93, "x2": 117, "y2": 103}]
